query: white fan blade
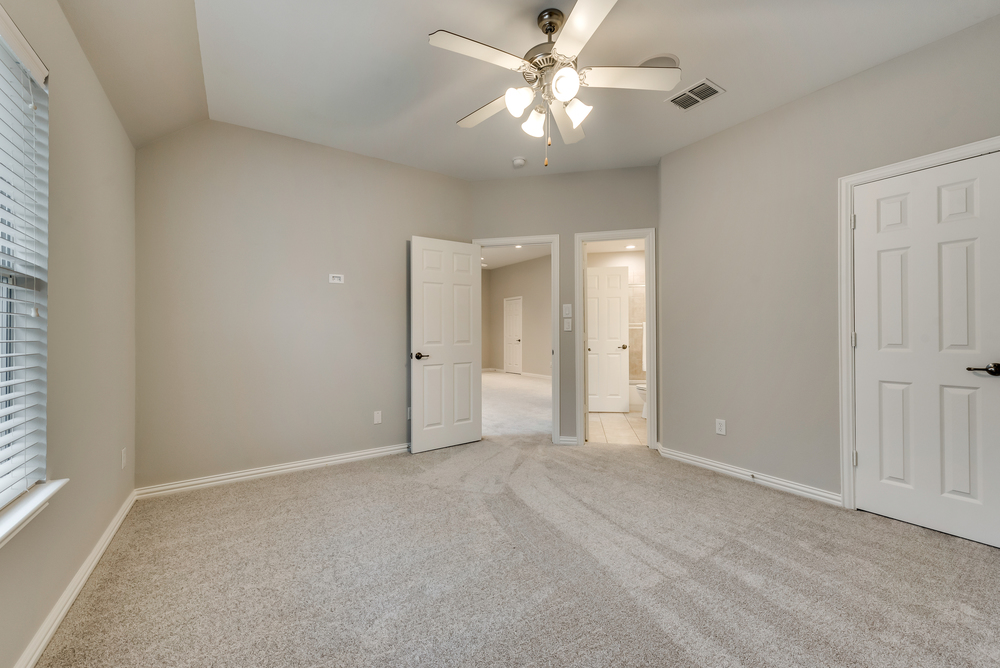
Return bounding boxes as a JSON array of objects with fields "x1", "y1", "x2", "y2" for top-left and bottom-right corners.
[
  {"x1": 549, "y1": 101, "x2": 585, "y2": 145},
  {"x1": 429, "y1": 31, "x2": 528, "y2": 71},
  {"x1": 457, "y1": 95, "x2": 507, "y2": 128},
  {"x1": 581, "y1": 66, "x2": 682, "y2": 92},
  {"x1": 554, "y1": 0, "x2": 618, "y2": 59}
]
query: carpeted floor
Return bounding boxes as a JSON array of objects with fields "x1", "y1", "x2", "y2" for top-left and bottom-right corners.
[
  {"x1": 37, "y1": 434, "x2": 1000, "y2": 667},
  {"x1": 482, "y1": 371, "x2": 551, "y2": 437}
]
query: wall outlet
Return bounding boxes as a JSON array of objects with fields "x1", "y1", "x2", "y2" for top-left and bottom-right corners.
[
  {"x1": 329, "y1": 274, "x2": 345, "y2": 284},
  {"x1": 715, "y1": 419, "x2": 726, "y2": 435},
  {"x1": 121, "y1": 448, "x2": 127, "y2": 469},
  {"x1": 563, "y1": 318, "x2": 572, "y2": 331},
  {"x1": 374, "y1": 410, "x2": 382, "y2": 424}
]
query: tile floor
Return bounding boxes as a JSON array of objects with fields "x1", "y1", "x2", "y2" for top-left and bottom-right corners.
[{"x1": 588, "y1": 410, "x2": 647, "y2": 445}]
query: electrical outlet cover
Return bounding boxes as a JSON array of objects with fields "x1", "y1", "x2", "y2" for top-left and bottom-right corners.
[{"x1": 715, "y1": 419, "x2": 726, "y2": 435}]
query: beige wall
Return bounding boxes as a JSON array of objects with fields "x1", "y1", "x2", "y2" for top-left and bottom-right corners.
[
  {"x1": 135, "y1": 120, "x2": 470, "y2": 487},
  {"x1": 658, "y1": 15, "x2": 1000, "y2": 493},
  {"x1": 0, "y1": 1, "x2": 136, "y2": 665},
  {"x1": 586, "y1": 251, "x2": 647, "y2": 381},
  {"x1": 471, "y1": 168, "x2": 660, "y2": 438},
  {"x1": 484, "y1": 255, "x2": 551, "y2": 376}
]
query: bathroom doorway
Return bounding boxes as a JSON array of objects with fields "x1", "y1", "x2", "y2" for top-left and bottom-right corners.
[
  {"x1": 575, "y1": 229, "x2": 657, "y2": 448},
  {"x1": 473, "y1": 235, "x2": 559, "y2": 443}
]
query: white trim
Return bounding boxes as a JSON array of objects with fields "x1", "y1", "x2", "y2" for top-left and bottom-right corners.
[
  {"x1": 14, "y1": 490, "x2": 137, "y2": 668},
  {"x1": 0, "y1": 3, "x2": 47, "y2": 86},
  {"x1": 135, "y1": 443, "x2": 409, "y2": 499},
  {"x1": 575, "y1": 229, "x2": 657, "y2": 449},
  {"x1": 0, "y1": 479, "x2": 67, "y2": 551},
  {"x1": 474, "y1": 234, "x2": 560, "y2": 445},
  {"x1": 520, "y1": 372, "x2": 552, "y2": 380},
  {"x1": 837, "y1": 134, "x2": 1000, "y2": 511},
  {"x1": 558, "y1": 436, "x2": 578, "y2": 445},
  {"x1": 657, "y1": 446, "x2": 842, "y2": 507}
]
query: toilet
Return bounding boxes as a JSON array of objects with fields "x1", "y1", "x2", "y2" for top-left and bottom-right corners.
[{"x1": 636, "y1": 384, "x2": 647, "y2": 419}]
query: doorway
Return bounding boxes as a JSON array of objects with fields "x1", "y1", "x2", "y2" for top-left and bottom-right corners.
[
  {"x1": 840, "y1": 137, "x2": 1000, "y2": 547},
  {"x1": 575, "y1": 229, "x2": 657, "y2": 449},
  {"x1": 474, "y1": 234, "x2": 560, "y2": 444}
]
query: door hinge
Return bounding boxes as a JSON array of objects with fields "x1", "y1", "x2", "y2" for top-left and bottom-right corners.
[
  {"x1": 851, "y1": 214, "x2": 856, "y2": 229},
  {"x1": 851, "y1": 332, "x2": 857, "y2": 348},
  {"x1": 852, "y1": 451, "x2": 858, "y2": 467}
]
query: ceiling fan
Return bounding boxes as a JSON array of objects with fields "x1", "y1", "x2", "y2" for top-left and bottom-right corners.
[{"x1": 428, "y1": 0, "x2": 681, "y2": 165}]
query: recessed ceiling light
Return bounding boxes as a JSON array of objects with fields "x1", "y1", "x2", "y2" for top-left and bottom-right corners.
[
  {"x1": 481, "y1": 263, "x2": 488, "y2": 267},
  {"x1": 481, "y1": 257, "x2": 484, "y2": 260},
  {"x1": 626, "y1": 245, "x2": 636, "y2": 249},
  {"x1": 515, "y1": 245, "x2": 522, "y2": 248}
]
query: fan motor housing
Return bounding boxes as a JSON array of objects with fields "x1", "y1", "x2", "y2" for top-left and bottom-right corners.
[{"x1": 522, "y1": 42, "x2": 576, "y2": 86}]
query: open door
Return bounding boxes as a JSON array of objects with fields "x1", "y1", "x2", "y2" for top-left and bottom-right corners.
[
  {"x1": 586, "y1": 266, "x2": 630, "y2": 412},
  {"x1": 410, "y1": 236, "x2": 482, "y2": 453}
]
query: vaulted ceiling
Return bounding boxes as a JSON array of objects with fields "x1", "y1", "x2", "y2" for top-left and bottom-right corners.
[{"x1": 58, "y1": 0, "x2": 1000, "y2": 179}]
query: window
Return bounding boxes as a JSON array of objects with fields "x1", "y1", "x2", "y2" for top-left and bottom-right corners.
[{"x1": 0, "y1": 22, "x2": 47, "y2": 512}]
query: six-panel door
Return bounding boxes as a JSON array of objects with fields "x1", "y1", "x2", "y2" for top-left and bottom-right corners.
[
  {"x1": 854, "y1": 152, "x2": 1000, "y2": 547},
  {"x1": 410, "y1": 237, "x2": 482, "y2": 453},
  {"x1": 586, "y1": 266, "x2": 630, "y2": 413}
]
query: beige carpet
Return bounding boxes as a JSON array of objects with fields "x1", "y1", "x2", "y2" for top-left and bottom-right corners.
[
  {"x1": 36, "y1": 435, "x2": 1000, "y2": 667},
  {"x1": 482, "y1": 371, "x2": 551, "y2": 437}
]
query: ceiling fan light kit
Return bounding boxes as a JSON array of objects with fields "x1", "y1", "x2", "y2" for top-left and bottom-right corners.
[
  {"x1": 521, "y1": 106, "x2": 547, "y2": 138},
  {"x1": 565, "y1": 98, "x2": 593, "y2": 129},
  {"x1": 429, "y1": 0, "x2": 682, "y2": 166},
  {"x1": 504, "y1": 86, "x2": 535, "y2": 117}
]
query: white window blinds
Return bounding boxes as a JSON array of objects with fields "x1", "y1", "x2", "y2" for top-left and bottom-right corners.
[{"x1": 0, "y1": 31, "x2": 47, "y2": 512}]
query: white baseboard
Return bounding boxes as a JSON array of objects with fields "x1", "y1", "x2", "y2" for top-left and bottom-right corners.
[
  {"x1": 657, "y1": 445, "x2": 842, "y2": 507},
  {"x1": 559, "y1": 436, "x2": 580, "y2": 445},
  {"x1": 135, "y1": 443, "x2": 410, "y2": 499},
  {"x1": 15, "y1": 490, "x2": 137, "y2": 668},
  {"x1": 521, "y1": 372, "x2": 552, "y2": 380}
]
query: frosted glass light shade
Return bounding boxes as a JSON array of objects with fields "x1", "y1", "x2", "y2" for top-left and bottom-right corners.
[
  {"x1": 552, "y1": 67, "x2": 580, "y2": 102},
  {"x1": 521, "y1": 106, "x2": 546, "y2": 137},
  {"x1": 565, "y1": 98, "x2": 592, "y2": 128},
  {"x1": 504, "y1": 87, "x2": 535, "y2": 117}
]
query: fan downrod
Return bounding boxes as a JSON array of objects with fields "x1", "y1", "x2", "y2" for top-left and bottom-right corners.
[{"x1": 537, "y1": 8, "x2": 564, "y2": 36}]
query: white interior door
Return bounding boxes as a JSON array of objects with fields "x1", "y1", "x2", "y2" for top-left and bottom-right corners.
[
  {"x1": 410, "y1": 236, "x2": 482, "y2": 453},
  {"x1": 586, "y1": 266, "x2": 630, "y2": 412},
  {"x1": 503, "y1": 296, "x2": 522, "y2": 374},
  {"x1": 854, "y1": 151, "x2": 1000, "y2": 547}
]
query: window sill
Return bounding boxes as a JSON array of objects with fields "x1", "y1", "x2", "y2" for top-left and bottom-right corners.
[{"x1": 0, "y1": 479, "x2": 68, "y2": 551}]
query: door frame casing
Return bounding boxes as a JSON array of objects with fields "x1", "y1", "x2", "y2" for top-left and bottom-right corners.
[
  {"x1": 502, "y1": 296, "x2": 523, "y2": 373},
  {"x1": 473, "y1": 234, "x2": 560, "y2": 445},
  {"x1": 574, "y1": 228, "x2": 657, "y2": 449},
  {"x1": 837, "y1": 135, "x2": 1000, "y2": 510}
]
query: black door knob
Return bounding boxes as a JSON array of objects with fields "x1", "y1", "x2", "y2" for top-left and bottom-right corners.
[
  {"x1": 967, "y1": 363, "x2": 1000, "y2": 376},
  {"x1": 415, "y1": 352, "x2": 430, "y2": 360}
]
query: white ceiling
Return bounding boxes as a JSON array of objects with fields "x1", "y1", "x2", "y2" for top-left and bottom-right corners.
[
  {"x1": 59, "y1": 1, "x2": 1000, "y2": 175},
  {"x1": 193, "y1": 0, "x2": 1000, "y2": 180},
  {"x1": 481, "y1": 244, "x2": 551, "y2": 270}
]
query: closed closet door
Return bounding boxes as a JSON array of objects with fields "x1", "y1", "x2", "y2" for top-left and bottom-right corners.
[{"x1": 854, "y1": 151, "x2": 1000, "y2": 547}]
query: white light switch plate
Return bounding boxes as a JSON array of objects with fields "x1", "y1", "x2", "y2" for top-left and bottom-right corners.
[
  {"x1": 374, "y1": 411, "x2": 382, "y2": 424},
  {"x1": 716, "y1": 419, "x2": 726, "y2": 435},
  {"x1": 329, "y1": 274, "x2": 345, "y2": 284},
  {"x1": 563, "y1": 318, "x2": 572, "y2": 331},
  {"x1": 562, "y1": 304, "x2": 572, "y2": 318}
]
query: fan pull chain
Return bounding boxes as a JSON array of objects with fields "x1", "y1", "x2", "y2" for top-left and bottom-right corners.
[{"x1": 544, "y1": 108, "x2": 550, "y2": 167}]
